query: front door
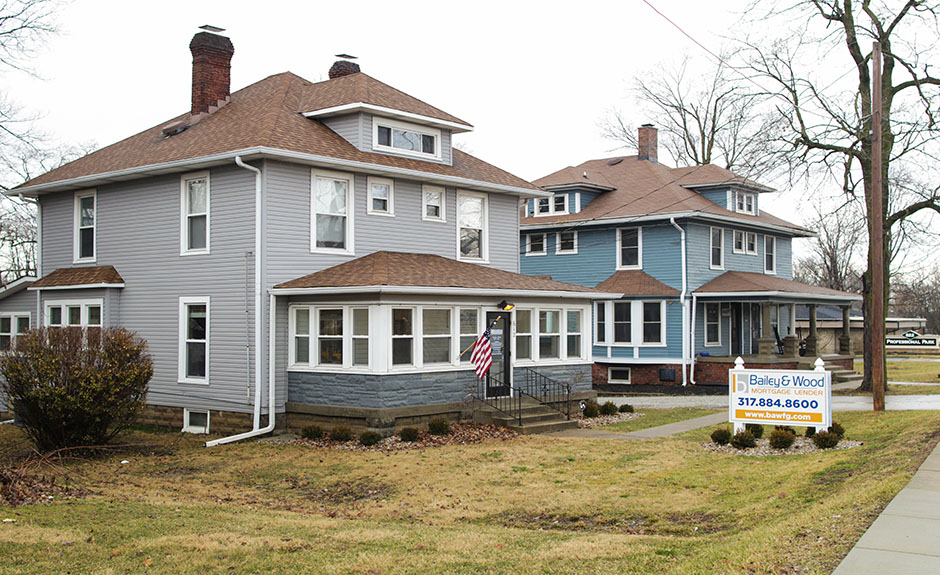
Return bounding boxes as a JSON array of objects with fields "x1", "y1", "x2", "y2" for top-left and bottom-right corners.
[
  {"x1": 731, "y1": 303, "x2": 741, "y2": 356},
  {"x1": 485, "y1": 311, "x2": 511, "y2": 398}
]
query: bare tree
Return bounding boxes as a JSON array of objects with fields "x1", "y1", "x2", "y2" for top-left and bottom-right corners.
[
  {"x1": 793, "y1": 202, "x2": 865, "y2": 293},
  {"x1": 741, "y1": 0, "x2": 940, "y2": 390},
  {"x1": 892, "y1": 267, "x2": 940, "y2": 334},
  {"x1": 601, "y1": 56, "x2": 783, "y2": 178}
]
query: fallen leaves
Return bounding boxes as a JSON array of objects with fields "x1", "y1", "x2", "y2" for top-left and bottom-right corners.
[{"x1": 291, "y1": 423, "x2": 518, "y2": 452}]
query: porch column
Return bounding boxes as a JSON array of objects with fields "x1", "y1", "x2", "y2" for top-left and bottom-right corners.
[
  {"x1": 839, "y1": 305, "x2": 853, "y2": 355},
  {"x1": 757, "y1": 302, "x2": 776, "y2": 356},
  {"x1": 782, "y1": 303, "x2": 799, "y2": 357},
  {"x1": 804, "y1": 304, "x2": 819, "y2": 356}
]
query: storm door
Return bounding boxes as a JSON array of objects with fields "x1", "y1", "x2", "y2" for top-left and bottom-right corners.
[{"x1": 484, "y1": 311, "x2": 511, "y2": 398}]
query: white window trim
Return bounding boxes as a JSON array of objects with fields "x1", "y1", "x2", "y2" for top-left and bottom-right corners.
[
  {"x1": 608, "y1": 366, "x2": 632, "y2": 384},
  {"x1": 533, "y1": 193, "x2": 570, "y2": 217},
  {"x1": 616, "y1": 227, "x2": 643, "y2": 270},
  {"x1": 594, "y1": 301, "x2": 608, "y2": 344},
  {"x1": 733, "y1": 230, "x2": 745, "y2": 254},
  {"x1": 178, "y1": 296, "x2": 210, "y2": 385},
  {"x1": 710, "y1": 226, "x2": 725, "y2": 270},
  {"x1": 555, "y1": 230, "x2": 578, "y2": 254},
  {"x1": 704, "y1": 302, "x2": 722, "y2": 347},
  {"x1": 458, "y1": 307, "x2": 482, "y2": 364},
  {"x1": 746, "y1": 232, "x2": 758, "y2": 255},
  {"x1": 526, "y1": 233, "x2": 546, "y2": 256},
  {"x1": 514, "y1": 307, "x2": 534, "y2": 362},
  {"x1": 735, "y1": 191, "x2": 756, "y2": 215},
  {"x1": 764, "y1": 235, "x2": 777, "y2": 274},
  {"x1": 611, "y1": 301, "x2": 633, "y2": 346},
  {"x1": 182, "y1": 409, "x2": 210, "y2": 434},
  {"x1": 420, "y1": 307, "x2": 454, "y2": 366},
  {"x1": 310, "y1": 168, "x2": 356, "y2": 255},
  {"x1": 0, "y1": 312, "x2": 31, "y2": 352},
  {"x1": 73, "y1": 190, "x2": 97, "y2": 263},
  {"x1": 180, "y1": 171, "x2": 210, "y2": 256},
  {"x1": 537, "y1": 308, "x2": 563, "y2": 361},
  {"x1": 456, "y1": 190, "x2": 488, "y2": 262},
  {"x1": 421, "y1": 184, "x2": 446, "y2": 222},
  {"x1": 367, "y1": 176, "x2": 395, "y2": 216},
  {"x1": 372, "y1": 116, "x2": 442, "y2": 161},
  {"x1": 390, "y1": 306, "x2": 417, "y2": 369},
  {"x1": 640, "y1": 300, "x2": 667, "y2": 346},
  {"x1": 565, "y1": 309, "x2": 583, "y2": 359},
  {"x1": 44, "y1": 299, "x2": 103, "y2": 327},
  {"x1": 552, "y1": 194, "x2": 569, "y2": 215}
]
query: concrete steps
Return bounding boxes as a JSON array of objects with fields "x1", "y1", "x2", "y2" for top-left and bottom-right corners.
[{"x1": 474, "y1": 397, "x2": 578, "y2": 434}]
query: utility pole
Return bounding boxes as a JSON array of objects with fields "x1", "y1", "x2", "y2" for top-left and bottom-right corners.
[{"x1": 871, "y1": 41, "x2": 886, "y2": 412}]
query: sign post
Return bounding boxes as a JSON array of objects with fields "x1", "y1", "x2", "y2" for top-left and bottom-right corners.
[{"x1": 729, "y1": 357, "x2": 832, "y2": 434}]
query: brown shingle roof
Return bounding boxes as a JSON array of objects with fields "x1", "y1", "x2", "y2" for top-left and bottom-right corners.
[
  {"x1": 274, "y1": 251, "x2": 602, "y2": 294},
  {"x1": 30, "y1": 266, "x2": 124, "y2": 289},
  {"x1": 526, "y1": 156, "x2": 808, "y2": 235},
  {"x1": 694, "y1": 271, "x2": 860, "y2": 300},
  {"x1": 595, "y1": 270, "x2": 680, "y2": 297},
  {"x1": 18, "y1": 72, "x2": 534, "y2": 193}
]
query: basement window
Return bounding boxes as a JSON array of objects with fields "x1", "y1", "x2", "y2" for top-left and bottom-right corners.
[
  {"x1": 182, "y1": 409, "x2": 210, "y2": 434},
  {"x1": 608, "y1": 367, "x2": 631, "y2": 384}
]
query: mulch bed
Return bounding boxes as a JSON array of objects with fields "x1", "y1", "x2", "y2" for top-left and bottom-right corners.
[
  {"x1": 577, "y1": 412, "x2": 645, "y2": 428},
  {"x1": 702, "y1": 436, "x2": 863, "y2": 457},
  {"x1": 291, "y1": 423, "x2": 519, "y2": 451}
]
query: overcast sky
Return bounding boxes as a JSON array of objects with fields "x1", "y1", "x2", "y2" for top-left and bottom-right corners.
[{"x1": 7, "y1": 0, "x2": 821, "y2": 227}]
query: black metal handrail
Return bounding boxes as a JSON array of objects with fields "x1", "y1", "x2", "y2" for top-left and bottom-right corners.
[
  {"x1": 474, "y1": 373, "x2": 522, "y2": 426},
  {"x1": 520, "y1": 367, "x2": 572, "y2": 420}
]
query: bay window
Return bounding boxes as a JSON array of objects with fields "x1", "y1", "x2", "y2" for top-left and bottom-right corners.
[
  {"x1": 318, "y1": 309, "x2": 343, "y2": 365},
  {"x1": 459, "y1": 308, "x2": 479, "y2": 362},
  {"x1": 613, "y1": 302, "x2": 631, "y2": 344},
  {"x1": 352, "y1": 308, "x2": 369, "y2": 367},
  {"x1": 392, "y1": 308, "x2": 414, "y2": 366},
  {"x1": 595, "y1": 302, "x2": 607, "y2": 344},
  {"x1": 422, "y1": 308, "x2": 451, "y2": 364}
]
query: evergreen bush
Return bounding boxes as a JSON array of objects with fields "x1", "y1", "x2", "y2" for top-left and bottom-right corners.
[
  {"x1": 359, "y1": 431, "x2": 382, "y2": 446},
  {"x1": 399, "y1": 427, "x2": 420, "y2": 442},
  {"x1": 618, "y1": 403, "x2": 635, "y2": 413},
  {"x1": 300, "y1": 425, "x2": 324, "y2": 440},
  {"x1": 600, "y1": 401, "x2": 619, "y2": 416},
  {"x1": 581, "y1": 400, "x2": 600, "y2": 418},
  {"x1": 812, "y1": 431, "x2": 841, "y2": 449},
  {"x1": 710, "y1": 427, "x2": 731, "y2": 445},
  {"x1": 328, "y1": 426, "x2": 353, "y2": 442},
  {"x1": 730, "y1": 430, "x2": 757, "y2": 449},
  {"x1": 745, "y1": 423, "x2": 764, "y2": 439},
  {"x1": 428, "y1": 417, "x2": 451, "y2": 436},
  {"x1": 768, "y1": 429, "x2": 796, "y2": 449}
]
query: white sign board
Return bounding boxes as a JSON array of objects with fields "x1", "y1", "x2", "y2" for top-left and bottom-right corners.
[{"x1": 729, "y1": 359, "x2": 831, "y2": 428}]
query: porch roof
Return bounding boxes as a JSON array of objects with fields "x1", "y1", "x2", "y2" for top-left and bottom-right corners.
[
  {"x1": 595, "y1": 270, "x2": 680, "y2": 297},
  {"x1": 28, "y1": 265, "x2": 125, "y2": 290},
  {"x1": 693, "y1": 271, "x2": 861, "y2": 303},
  {"x1": 273, "y1": 251, "x2": 622, "y2": 299}
]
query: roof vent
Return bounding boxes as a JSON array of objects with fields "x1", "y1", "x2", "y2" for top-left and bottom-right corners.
[
  {"x1": 329, "y1": 54, "x2": 360, "y2": 79},
  {"x1": 607, "y1": 157, "x2": 624, "y2": 166}
]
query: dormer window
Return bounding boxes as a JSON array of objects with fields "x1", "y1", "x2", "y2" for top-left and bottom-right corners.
[
  {"x1": 735, "y1": 191, "x2": 756, "y2": 215},
  {"x1": 373, "y1": 117, "x2": 441, "y2": 160},
  {"x1": 534, "y1": 194, "x2": 569, "y2": 216}
]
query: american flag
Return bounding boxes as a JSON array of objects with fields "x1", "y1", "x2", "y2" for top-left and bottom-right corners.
[{"x1": 470, "y1": 328, "x2": 493, "y2": 379}]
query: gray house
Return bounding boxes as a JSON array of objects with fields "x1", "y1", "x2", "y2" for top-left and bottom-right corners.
[{"x1": 0, "y1": 31, "x2": 610, "y2": 438}]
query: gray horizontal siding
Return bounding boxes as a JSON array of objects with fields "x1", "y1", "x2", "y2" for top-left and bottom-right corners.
[{"x1": 320, "y1": 113, "x2": 363, "y2": 149}]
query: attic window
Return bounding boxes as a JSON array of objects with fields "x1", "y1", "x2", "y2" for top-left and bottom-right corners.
[
  {"x1": 373, "y1": 117, "x2": 441, "y2": 160},
  {"x1": 535, "y1": 194, "x2": 568, "y2": 216},
  {"x1": 735, "y1": 192, "x2": 756, "y2": 215}
]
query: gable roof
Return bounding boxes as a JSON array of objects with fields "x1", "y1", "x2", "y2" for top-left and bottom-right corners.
[
  {"x1": 274, "y1": 251, "x2": 618, "y2": 298},
  {"x1": 525, "y1": 156, "x2": 810, "y2": 236},
  {"x1": 694, "y1": 271, "x2": 861, "y2": 302},
  {"x1": 29, "y1": 265, "x2": 125, "y2": 289},
  {"x1": 594, "y1": 270, "x2": 680, "y2": 297},
  {"x1": 15, "y1": 72, "x2": 537, "y2": 196}
]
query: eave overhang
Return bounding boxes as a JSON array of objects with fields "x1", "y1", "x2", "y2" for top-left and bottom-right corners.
[{"x1": 302, "y1": 103, "x2": 474, "y2": 133}]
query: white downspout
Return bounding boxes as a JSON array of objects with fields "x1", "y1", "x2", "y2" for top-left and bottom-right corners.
[
  {"x1": 206, "y1": 156, "x2": 269, "y2": 447},
  {"x1": 690, "y1": 293, "x2": 698, "y2": 384},
  {"x1": 670, "y1": 218, "x2": 688, "y2": 386}
]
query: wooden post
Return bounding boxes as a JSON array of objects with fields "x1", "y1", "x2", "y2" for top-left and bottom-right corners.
[{"x1": 871, "y1": 41, "x2": 886, "y2": 412}]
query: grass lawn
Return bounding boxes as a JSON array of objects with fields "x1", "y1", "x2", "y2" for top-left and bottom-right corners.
[
  {"x1": 2, "y1": 411, "x2": 940, "y2": 575},
  {"x1": 602, "y1": 408, "x2": 721, "y2": 433},
  {"x1": 851, "y1": 359, "x2": 940, "y2": 388}
]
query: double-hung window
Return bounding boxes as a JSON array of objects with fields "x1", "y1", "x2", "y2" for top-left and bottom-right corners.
[
  {"x1": 74, "y1": 191, "x2": 96, "y2": 262},
  {"x1": 556, "y1": 231, "x2": 577, "y2": 254},
  {"x1": 595, "y1": 302, "x2": 607, "y2": 344},
  {"x1": 46, "y1": 301, "x2": 102, "y2": 329},
  {"x1": 735, "y1": 191, "x2": 756, "y2": 215},
  {"x1": 291, "y1": 306, "x2": 369, "y2": 368},
  {"x1": 422, "y1": 185, "x2": 445, "y2": 221},
  {"x1": 538, "y1": 310, "x2": 560, "y2": 359},
  {"x1": 373, "y1": 117, "x2": 441, "y2": 160},
  {"x1": 617, "y1": 227, "x2": 641, "y2": 269},
  {"x1": 566, "y1": 310, "x2": 582, "y2": 358},
  {"x1": 746, "y1": 232, "x2": 757, "y2": 254},
  {"x1": 422, "y1": 308, "x2": 451, "y2": 364},
  {"x1": 710, "y1": 227, "x2": 724, "y2": 269},
  {"x1": 311, "y1": 169, "x2": 354, "y2": 253},
  {"x1": 705, "y1": 303, "x2": 721, "y2": 346},
  {"x1": 553, "y1": 194, "x2": 568, "y2": 214},
  {"x1": 642, "y1": 302, "x2": 664, "y2": 344},
  {"x1": 318, "y1": 309, "x2": 343, "y2": 365},
  {"x1": 293, "y1": 308, "x2": 311, "y2": 364},
  {"x1": 515, "y1": 309, "x2": 532, "y2": 360},
  {"x1": 459, "y1": 308, "x2": 479, "y2": 362},
  {"x1": 534, "y1": 194, "x2": 568, "y2": 215},
  {"x1": 764, "y1": 236, "x2": 776, "y2": 274},
  {"x1": 457, "y1": 192, "x2": 486, "y2": 260},
  {"x1": 0, "y1": 314, "x2": 29, "y2": 351},
  {"x1": 733, "y1": 230, "x2": 745, "y2": 254},
  {"x1": 392, "y1": 308, "x2": 414, "y2": 366},
  {"x1": 181, "y1": 172, "x2": 209, "y2": 254},
  {"x1": 351, "y1": 308, "x2": 369, "y2": 367},
  {"x1": 179, "y1": 297, "x2": 209, "y2": 384},
  {"x1": 527, "y1": 233, "x2": 546, "y2": 255},
  {"x1": 613, "y1": 302, "x2": 631, "y2": 344},
  {"x1": 367, "y1": 177, "x2": 394, "y2": 216}
]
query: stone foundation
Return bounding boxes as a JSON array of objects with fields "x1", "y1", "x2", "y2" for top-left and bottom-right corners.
[{"x1": 137, "y1": 404, "x2": 286, "y2": 435}]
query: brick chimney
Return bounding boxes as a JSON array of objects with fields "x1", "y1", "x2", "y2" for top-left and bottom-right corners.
[
  {"x1": 190, "y1": 31, "x2": 234, "y2": 116},
  {"x1": 329, "y1": 59, "x2": 361, "y2": 79},
  {"x1": 638, "y1": 124, "x2": 658, "y2": 162}
]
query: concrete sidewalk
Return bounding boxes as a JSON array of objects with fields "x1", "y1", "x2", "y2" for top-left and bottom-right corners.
[
  {"x1": 543, "y1": 412, "x2": 727, "y2": 440},
  {"x1": 831, "y1": 441, "x2": 940, "y2": 573}
]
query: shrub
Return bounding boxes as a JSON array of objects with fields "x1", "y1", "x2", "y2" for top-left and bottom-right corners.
[
  {"x1": 829, "y1": 421, "x2": 845, "y2": 438},
  {"x1": 805, "y1": 426, "x2": 817, "y2": 438},
  {"x1": 730, "y1": 430, "x2": 757, "y2": 449},
  {"x1": 774, "y1": 425, "x2": 797, "y2": 436},
  {"x1": 600, "y1": 401, "x2": 619, "y2": 416},
  {"x1": 812, "y1": 431, "x2": 841, "y2": 449},
  {"x1": 328, "y1": 426, "x2": 353, "y2": 442},
  {"x1": 428, "y1": 417, "x2": 451, "y2": 436},
  {"x1": 710, "y1": 427, "x2": 731, "y2": 445},
  {"x1": 581, "y1": 400, "x2": 600, "y2": 418},
  {"x1": 768, "y1": 429, "x2": 796, "y2": 449},
  {"x1": 619, "y1": 403, "x2": 635, "y2": 413},
  {"x1": 300, "y1": 425, "x2": 324, "y2": 440},
  {"x1": 399, "y1": 427, "x2": 420, "y2": 442},
  {"x1": 359, "y1": 431, "x2": 382, "y2": 446},
  {"x1": 745, "y1": 424, "x2": 764, "y2": 439},
  {"x1": 0, "y1": 327, "x2": 152, "y2": 452}
]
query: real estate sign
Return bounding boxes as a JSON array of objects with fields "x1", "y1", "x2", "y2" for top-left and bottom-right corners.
[{"x1": 729, "y1": 360, "x2": 831, "y2": 428}]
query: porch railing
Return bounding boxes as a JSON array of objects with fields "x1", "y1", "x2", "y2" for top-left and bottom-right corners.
[
  {"x1": 474, "y1": 373, "x2": 523, "y2": 426},
  {"x1": 519, "y1": 367, "x2": 572, "y2": 420}
]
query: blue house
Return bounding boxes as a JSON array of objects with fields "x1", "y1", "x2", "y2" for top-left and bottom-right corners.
[{"x1": 520, "y1": 125, "x2": 861, "y2": 387}]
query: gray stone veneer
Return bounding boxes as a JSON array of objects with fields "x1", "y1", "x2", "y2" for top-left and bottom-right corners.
[{"x1": 287, "y1": 363, "x2": 592, "y2": 409}]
